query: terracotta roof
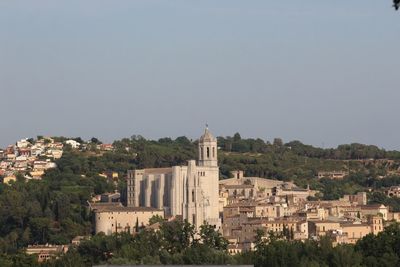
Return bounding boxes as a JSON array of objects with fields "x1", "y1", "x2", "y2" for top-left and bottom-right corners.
[
  {"x1": 92, "y1": 205, "x2": 163, "y2": 213},
  {"x1": 90, "y1": 202, "x2": 162, "y2": 213},
  {"x1": 143, "y1": 168, "x2": 173, "y2": 174},
  {"x1": 309, "y1": 220, "x2": 341, "y2": 224},
  {"x1": 340, "y1": 223, "x2": 369, "y2": 227},
  {"x1": 360, "y1": 204, "x2": 386, "y2": 209},
  {"x1": 225, "y1": 184, "x2": 254, "y2": 189}
]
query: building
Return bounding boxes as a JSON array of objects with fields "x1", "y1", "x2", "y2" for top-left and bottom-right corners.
[
  {"x1": 317, "y1": 171, "x2": 348, "y2": 180},
  {"x1": 388, "y1": 212, "x2": 400, "y2": 222},
  {"x1": 3, "y1": 174, "x2": 17, "y2": 184},
  {"x1": 360, "y1": 204, "x2": 388, "y2": 221},
  {"x1": 127, "y1": 128, "x2": 220, "y2": 230},
  {"x1": 26, "y1": 244, "x2": 69, "y2": 263},
  {"x1": 71, "y1": 236, "x2": 89, "y2": 246},
  {"x1": 100, "y1": 191, "x2": 121, "y2": 203},
  {"x1": 308, "y1": 215, "x2": 383, "y2": 244},
  {"x1": 91, "y1": 203, "x2": 164, "y2": 235},
  {"x1": 65, "y1": 140, "x2": 81, "y2": 149},
  {"x1": 16, "y1": 138, "x2": 31, "y2": 148},
  {"x1": 99, "y1": 144, "x2": 114, "y2": 151},
  {"x1": 340, "y1": 192, "x2": 367, "y2": 206},
  {"x1": 386, "y1": 186, "x2": 400, "y2": 198}
]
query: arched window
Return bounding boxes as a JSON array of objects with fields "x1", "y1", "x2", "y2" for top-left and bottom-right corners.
[
  {"x1": 213, "y1": 147, "x2": 215, "y2": 158},
  {"x1": 207, "y1": 147, "x2": 210, "y2": 158},
  {"x1": 200, "y1": 147, "x2": 204, "y2": 159},
  {"x1": 192, "y1": 190, "x2": 195, "y2": 202}
]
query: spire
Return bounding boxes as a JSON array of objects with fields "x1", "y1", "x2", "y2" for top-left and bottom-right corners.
[
  {"x1": 198, "y1": 126, "x2": 218, "y2": 167},
  {"x1": 200, "y1": 126, "x2": 216, "y2": 143}
]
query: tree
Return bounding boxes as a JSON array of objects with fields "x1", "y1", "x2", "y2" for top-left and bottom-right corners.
[
  {"x1": 73, "y1": 137, "x2": 85, "y2": 144},
  {"x1": 160, "y1": 220, "x2": 195, "y2": 253},
  {"x1": 395, "y1": 0, "x2": 400, "y2": 10},
  {"x1": 233, "y1": 133, "x2": 242, "y2": 142},
  {"x1": 330, "y1": 245, "x2": 363, "y2": 267},
  {"x1": 135, "y1": 218, "x2": 139, "y2": 233},
  {"x1": 289, "y1": 227, "x2": 294, "y2": 240},
  {"x1": 149, "y1": 215, "x2": 164, "y2": 225},
  {"x1": 199, "y1": 223, "x2": 228, "y2": 251},
  {"x1": 273, "y1": 138, "x2": 283, "y2": 147},
  {"x1": 254, "y1": 228, "x2": 266, "y2": 250},
  {"x1": 282, "y1": 225, "x2": 289, "y2": 240},
  {"x1": 30, "y1": 217, "x2": 51, "y2": 244},
  {"x1": 90, "y1": 137, "x2": 102, "y2": 145}
]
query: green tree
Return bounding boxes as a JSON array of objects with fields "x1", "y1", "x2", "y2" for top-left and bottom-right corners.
[
  {"x1": 149, "y1": 214, "x2": 164, "y2": 225},
  {"x1": 160, "y1": 220, "x2": 195, "y2": 253},
  {"x1": 199, "y1": 223, "x2": 228, "y2": 250}
]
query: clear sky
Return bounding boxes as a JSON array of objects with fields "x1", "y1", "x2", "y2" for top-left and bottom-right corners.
[{"x1": 1, "y1": 0, "x2": 399, "y2": 149}]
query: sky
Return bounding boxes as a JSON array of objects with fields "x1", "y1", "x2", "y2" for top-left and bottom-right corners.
[{"x1": 1, "y1": 0, "x2": 399, "y2": 150}]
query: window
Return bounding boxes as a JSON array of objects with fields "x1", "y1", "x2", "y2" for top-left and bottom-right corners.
[
  {"x1": 192, "y1": 190, "x2": 195, "y2": 202},
  {"x1": 207, "y1": 147, "x2": 210, "y2": 158},
  {"x1": 201, "y1": 147, "x2": 203, "y2": 159}
]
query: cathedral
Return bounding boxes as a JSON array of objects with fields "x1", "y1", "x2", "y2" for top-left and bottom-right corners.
[{"x1": 127, "y1": 128, "x2": 220, "y2": 229}]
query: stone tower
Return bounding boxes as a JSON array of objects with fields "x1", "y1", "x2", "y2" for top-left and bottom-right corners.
[{"x1": 198, "y1": 126, "x2": 218, "y2": 167}]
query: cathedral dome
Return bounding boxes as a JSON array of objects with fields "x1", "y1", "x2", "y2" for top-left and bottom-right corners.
[{"x1": 199, "y1": 127, "x2": 217, "y2": 142}]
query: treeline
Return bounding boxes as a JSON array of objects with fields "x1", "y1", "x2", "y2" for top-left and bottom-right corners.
[
  {"x1": 3, "y1": 221, "x2": 399, "y2": 267},
  {"x1": 103, "y1": 134, "x2": 400, "y2": 181},
  {"x1": 62, "y1": 135, "x2": 400, "y2": 202},
  {"x1": 217, "y1": 133, "x2": 400, "y2": 160},
  {"x1": 48, "y1": 220, "x2": 230, "y2": 267},
  {"x1": 60, "y1": 134, "x2": 400, "y2": 182}
]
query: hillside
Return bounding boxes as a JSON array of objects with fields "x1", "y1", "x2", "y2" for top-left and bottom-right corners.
[{"x1": 1, "y1": 133, "x2": 400, "y2": 256}]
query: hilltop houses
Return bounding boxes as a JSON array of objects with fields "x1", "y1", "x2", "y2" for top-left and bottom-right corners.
[{"x1": 0, "y1": 137, "x2": 62, "y2": 182}]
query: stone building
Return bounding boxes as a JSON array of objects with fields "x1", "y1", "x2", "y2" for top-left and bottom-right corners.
[
  {"x1": 26, "y1": 244, "x2": 69, "y2": 263},
  {"x1": 127, "y1": 128, "x2": 220, "y2": 229},
  {"x1": 91, "y1": 203, "x2": 163, "y2": 235},
  {"x1": 308, "y1": 216, "x2": 383, "y2": 244}
]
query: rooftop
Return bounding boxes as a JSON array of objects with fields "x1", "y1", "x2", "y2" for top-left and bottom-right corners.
[{"x1": 90, "y1": 203, "x2": 163, "y2": 213}]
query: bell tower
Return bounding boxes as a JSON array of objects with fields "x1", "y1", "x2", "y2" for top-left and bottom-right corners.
[{"x1": 198, "y1": 126, "x2": 218, "y2": 167}]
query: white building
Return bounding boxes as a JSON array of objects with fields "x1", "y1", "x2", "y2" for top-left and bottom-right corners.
[
  {"x1": 127, "y1": 128, "x2": 220, "y2": 229},
  {"x1": 16, "y1": 138, "x2": 30, "y2": 148},
  {"x1": 65, "y1": 140, "x2": 81, "y2": 149}
]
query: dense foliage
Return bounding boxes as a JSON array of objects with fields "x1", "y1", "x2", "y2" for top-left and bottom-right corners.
[
  {"x1": 5, "y1": 222, "x2": 396, "y2": 267},
  {"x1": 217, "y1": 134, "x2": 400, "y2": 160},
  {"x1": 0, "y1": 150, "x2": 116, "y2": 254},
  {"x1": 48, "y1": 220, "x2": 230, "y2": 267}
]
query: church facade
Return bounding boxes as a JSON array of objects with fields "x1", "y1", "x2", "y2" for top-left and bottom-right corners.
[{"x1": 127, "y1": 128, "x2": 220, "y2": 229}]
